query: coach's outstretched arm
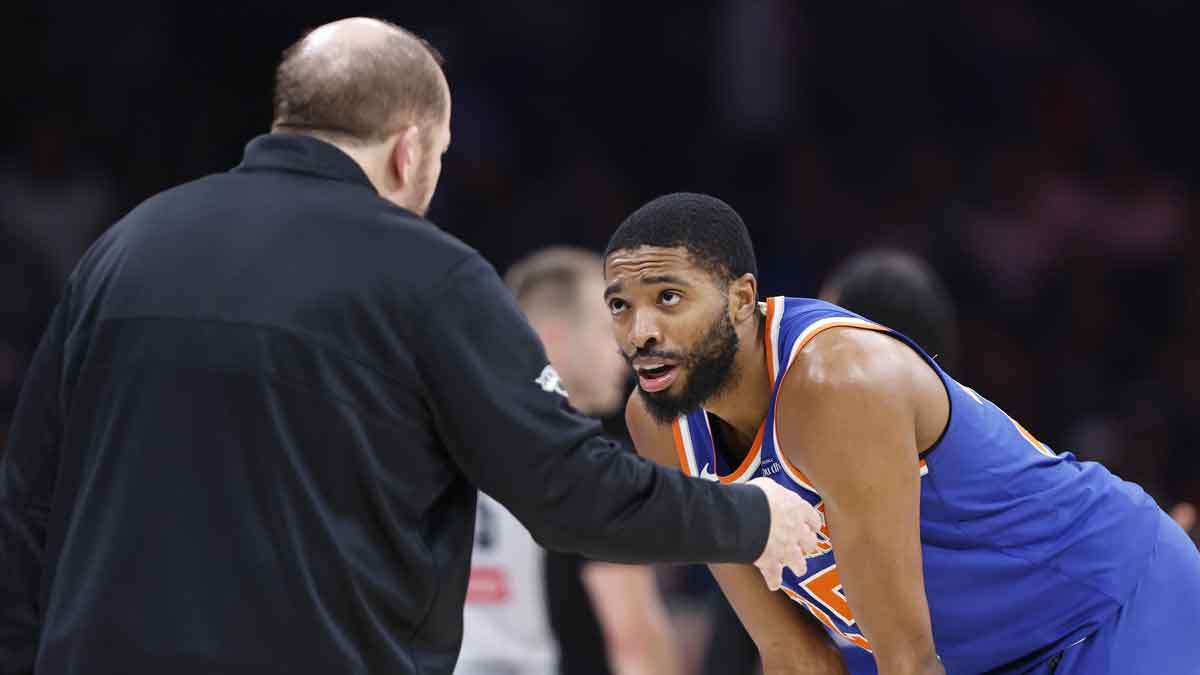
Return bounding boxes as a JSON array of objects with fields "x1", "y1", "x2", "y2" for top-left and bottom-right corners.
[{"x1": 417, "y1": 254, "x2": 819, "y2": 574}]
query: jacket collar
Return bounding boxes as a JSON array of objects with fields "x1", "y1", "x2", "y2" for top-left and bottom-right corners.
[{"x1": 235, "y1": 133, "x2": 375, "y2": 190}]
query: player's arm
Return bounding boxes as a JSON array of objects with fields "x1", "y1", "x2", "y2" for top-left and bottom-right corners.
[
  {"x1": 776, "y1": 328, "x2": 944, "y2": 675},
  {"x1": 626, "y1": 394, "x2": 847, "y2": 675}
]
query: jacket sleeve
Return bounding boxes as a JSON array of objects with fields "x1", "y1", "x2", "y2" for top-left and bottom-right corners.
[
  {"x1": 0, "y1": 292, "x2": 70, "y2": 674},
  {"x1": 415, "y1": 254, "x2": 769, "y2": 564}
]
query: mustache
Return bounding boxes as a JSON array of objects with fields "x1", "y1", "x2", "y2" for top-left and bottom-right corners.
[{"x1": 622, "y1": 347, "x2": 685, "y2": 367}]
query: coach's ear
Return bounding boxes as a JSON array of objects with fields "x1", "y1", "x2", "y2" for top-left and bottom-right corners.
[
  {"x1": 389, "y1": 125, "x2": 421, "y2": 189},
  {"x1": 729, "y1": 273, "x2": 759, "y2": 324}
]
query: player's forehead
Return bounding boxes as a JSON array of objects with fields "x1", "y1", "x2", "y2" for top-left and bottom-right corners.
[{"x1": 603, "y1": 246, "x2": 707, "y2": 291}]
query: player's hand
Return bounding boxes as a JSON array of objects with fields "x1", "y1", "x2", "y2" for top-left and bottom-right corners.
[{"x1": 749, "y1": 476, "x2": 824, "y2": 591}]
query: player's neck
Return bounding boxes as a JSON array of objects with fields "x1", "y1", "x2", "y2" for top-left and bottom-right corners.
[{"x1": 703, "y1": 318, "x2": 772, "y2": 447}]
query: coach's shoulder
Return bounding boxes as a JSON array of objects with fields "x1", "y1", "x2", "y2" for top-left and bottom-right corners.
[
  {"x1": 353, "y1": 204, "x2": 495, "y2": 299},
  {"x1": 376, "y1": 205, "x2": 477, "y2": 262}
]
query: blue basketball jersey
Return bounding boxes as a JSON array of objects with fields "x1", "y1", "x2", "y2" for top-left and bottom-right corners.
[{"x1": 672, "y1": 297, "x2": 1164, "y2": 674}]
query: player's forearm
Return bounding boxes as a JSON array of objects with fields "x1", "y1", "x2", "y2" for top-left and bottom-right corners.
[{"x1": 760, "y1": 640, "x2": 849, "y2": 674}]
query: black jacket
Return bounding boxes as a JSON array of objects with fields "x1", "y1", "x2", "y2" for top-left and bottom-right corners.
[{"x1": 0, "y1": 134, "x2": 769, "y2": 675}]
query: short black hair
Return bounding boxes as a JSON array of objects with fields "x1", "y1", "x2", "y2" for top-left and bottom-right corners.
[
  {"x1": 604, "y1": 193, "x2": 757, "y2": 284},
  {"x1": 820, "y1": 249, "x2": 960, "y2": 373}
]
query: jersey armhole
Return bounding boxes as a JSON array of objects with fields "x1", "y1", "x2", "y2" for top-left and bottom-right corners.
[{"x1": 771, "y1": 317, "x2": 944, "y2": 477}]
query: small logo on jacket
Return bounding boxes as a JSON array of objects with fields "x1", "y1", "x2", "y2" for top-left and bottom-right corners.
[
  {"x1": 699, "y1": 463, "x2": 719, "y2": 482},
  {"x1": 535, "y1": 365, "x2": 568, "y2": 398}
]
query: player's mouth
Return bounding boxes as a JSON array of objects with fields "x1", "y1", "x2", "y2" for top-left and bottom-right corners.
[{"x1": 634, "y1": 361, "x2": 679, "y2": 393}]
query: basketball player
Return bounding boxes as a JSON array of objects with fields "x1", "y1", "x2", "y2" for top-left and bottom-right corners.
[
  {"x1": 702, "y1": 249, "x2": 961, "y2": 675},
  {"x1": 457, "y1": 247, "x2": 681, "y2": 675},
  {"x1": 602, "y1": 193, "x2": 1200, "y2": 674}
]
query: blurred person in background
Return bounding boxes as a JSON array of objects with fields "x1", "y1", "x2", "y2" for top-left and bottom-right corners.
[
  {"x1": 0, "y1": 20, "x2": 825, "y2": 675},
  {"x1": 457, "y1": 247, "x2": 681, "y2": 675},
  {"x1": 606, "y1": 193, "x2": 1200, "y2": 675},
  {"x1": 817, "y1": 250, "x2": 959, "y2": 375}
]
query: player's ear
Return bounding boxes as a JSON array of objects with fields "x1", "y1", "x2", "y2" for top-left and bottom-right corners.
[
  {"x1": 729, "y1": 272, "x2": 758, "y2": 323},
  {"x1": 390, "y1": 126, "x2": 421, "y2": 188}
]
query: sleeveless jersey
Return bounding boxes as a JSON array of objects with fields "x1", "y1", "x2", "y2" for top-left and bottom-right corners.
[
  {"x1": 456, "y1": 493, "x2": 558, "y2": 675},
  {"x1": 672, "y1": 297, "x2": 1164, "y2": 674}
]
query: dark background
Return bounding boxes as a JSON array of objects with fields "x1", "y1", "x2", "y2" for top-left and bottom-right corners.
[{"x1": 3, "y1": 1, "x2": 1199, "y2": 517}]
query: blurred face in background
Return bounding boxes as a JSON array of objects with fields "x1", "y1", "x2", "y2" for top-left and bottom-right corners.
[{"x1": 533, "y1": 275, "x2": 630, "y2": 417}]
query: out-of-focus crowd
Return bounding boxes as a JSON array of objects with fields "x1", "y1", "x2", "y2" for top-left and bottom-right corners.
[{"x1": 2, "y1": 1, "x2": 1197, "y2": 531}]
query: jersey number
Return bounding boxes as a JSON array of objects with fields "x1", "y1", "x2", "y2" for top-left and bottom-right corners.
[
  {"x1": 786, "y1": 567, "x2": 873, "y2": 652},
  {"x1": 786, "y1": 502, "x2": 873, "y2": 652}
]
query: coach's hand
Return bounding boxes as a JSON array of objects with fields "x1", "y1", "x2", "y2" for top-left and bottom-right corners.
[{"x1": 749, "y1": 477, "x2": 824, "y2": 591}]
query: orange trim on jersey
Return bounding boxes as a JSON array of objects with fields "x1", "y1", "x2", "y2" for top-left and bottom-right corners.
[
  {"x1": 773, "y1": 318, "x2": 893, "y2": 481},
  {"x1": 720, "y1": 423, "x2": 766, "y2": 484},
  {"x1": 671, "y1": 421, "x2": 691, "y2": 474},
  {"x1": 1011, "y1": 416, "x2": 1055, "y2": 458},
  {"x1": 782, "y1": 587, "x2": 874, "y2": 652},
  {"x1": 763, "y1": 297, "x2": 779, "y2": 383},
  {"x1": 801, "y1": 565, "x2": 854, "y2": 624}
]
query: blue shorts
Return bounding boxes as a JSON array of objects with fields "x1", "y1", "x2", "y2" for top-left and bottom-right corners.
[{"x1": 1035, "y1": 515, "x2": 1200, "y2": 674}]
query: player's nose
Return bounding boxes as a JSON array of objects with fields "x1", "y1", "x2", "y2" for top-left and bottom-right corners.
[{"x1": 629, "y1": 309, "x2": 661, "y2": 350}]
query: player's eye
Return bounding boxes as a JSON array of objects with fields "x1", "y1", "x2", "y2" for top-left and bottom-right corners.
[
  {"x1": 659, "y1": 291, "x2": 682, "y2": 306},
  {"x1": 608, "y1": 298, "x2": 627, "y2": 315}
]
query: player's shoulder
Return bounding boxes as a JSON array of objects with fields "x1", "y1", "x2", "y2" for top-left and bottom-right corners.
[
  {"x1": 782, "y1": 325, "x2": 914, "y2": 406},
  {"x1": 624, "y1": 390, "x2": 680, "y2": 469}
]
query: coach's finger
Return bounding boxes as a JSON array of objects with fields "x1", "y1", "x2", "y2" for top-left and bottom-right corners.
[{"x1": 759, "y1": 560, "x2": 783, "y2": 591}]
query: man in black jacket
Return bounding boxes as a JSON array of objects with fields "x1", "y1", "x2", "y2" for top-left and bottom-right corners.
[{"x1": 0, "y1": 17, "x2": 821, "y2": 675}]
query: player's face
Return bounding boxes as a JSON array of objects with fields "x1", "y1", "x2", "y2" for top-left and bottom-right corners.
[{"x1": 604, "y1": 246, "x2": 740, "y2": 425}]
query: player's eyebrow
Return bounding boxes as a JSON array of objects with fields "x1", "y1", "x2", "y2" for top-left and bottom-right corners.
[
  {"x1": 604, "y1": 274, "x2": 688, "y2": 298},
  {"x1": 640, "y1": 274, "x2": 687, "y2": 287}
]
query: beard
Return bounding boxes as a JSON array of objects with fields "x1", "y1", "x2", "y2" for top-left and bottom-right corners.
[{"x1": 633, "y1": 310, "x2": 741, "y2": 426}]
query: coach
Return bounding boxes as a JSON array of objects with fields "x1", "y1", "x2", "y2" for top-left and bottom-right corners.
[{"x1": 0, "y1": 18, "x2": 819, "y2": 675}]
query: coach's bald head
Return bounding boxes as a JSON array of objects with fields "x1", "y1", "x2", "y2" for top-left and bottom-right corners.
[{"x1": 272, "y1": 17, "x2": 451, "y2": 216}]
